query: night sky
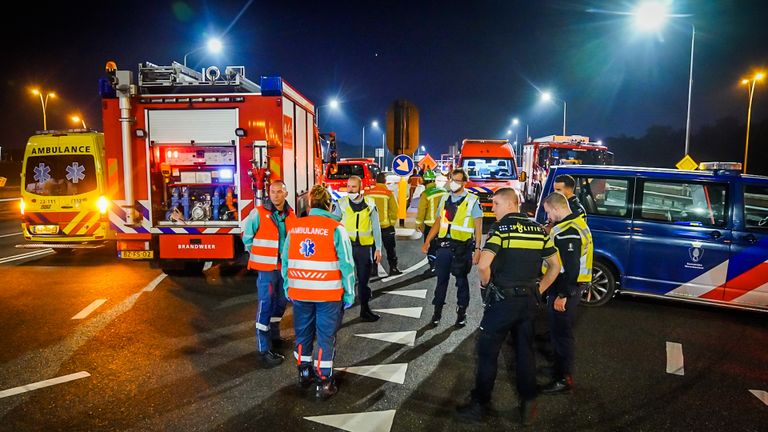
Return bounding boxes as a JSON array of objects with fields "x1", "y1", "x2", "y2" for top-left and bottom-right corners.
[{"x1": 3, "y1": 0, "x2": 767, "y2": 160}]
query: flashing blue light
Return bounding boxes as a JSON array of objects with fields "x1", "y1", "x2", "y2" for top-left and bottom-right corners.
[
  {"x1": 219, "y1": 168, "x2": 234, "y2": 180},
  {"x1": 260, "y1": 76, "x2": 283, "y2": 96}
]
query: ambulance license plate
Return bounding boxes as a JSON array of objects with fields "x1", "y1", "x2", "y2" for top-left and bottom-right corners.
[{"x1": 120, "y1": 250, "x2": 154, "y2": 259}]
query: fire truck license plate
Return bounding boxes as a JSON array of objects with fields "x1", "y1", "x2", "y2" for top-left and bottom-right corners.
[{"x1": 120, "y1": 250, "x2": 154, "y2": 259}]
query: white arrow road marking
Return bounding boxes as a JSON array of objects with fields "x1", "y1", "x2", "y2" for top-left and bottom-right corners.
[
  {"x1": 749, "y1": 390, "x2": 768, "y2": 406},
  {"x1": 304, "y1": 410, "x2": 397, "y2": 432},
  {"x1": 381, "y1": 258, "x2": 428, "y2": 283},
  {"x1": 666, "y1": 341, "x2": 684, "y2": 376},
  {"x1": 372, "y1": 307, "x2": 423, "y2": 319},
  {"x1": 335, "y1": 363, "x2": 409, "y2": 384},
  {"x1": 0, "y1": 232, "x2": 22, "y2": 238},
  {"x1": 0, "y1": 371, "x2": 90, "y2": 399},
  {"x1": 377, "y1": 263, "x2": 389, "y2": 277},
  {"x1": 0, "y1": 249, "x2": 54, "y2": 264},
  {"x1": 203, "y1": 261, "x2": 213, "y2": 271},
  {"x1": 355, "y1": 331, "x2": 417, "y2": 346},
  {"x1": 384, "y1": 289, "x2": 427, "y2": 299},
  {"x1": 72, "y1": 299, "x2": 107, "y2": 320}
]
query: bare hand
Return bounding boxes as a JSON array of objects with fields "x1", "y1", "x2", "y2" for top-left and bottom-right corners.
[
  {"x1": 554, "y1": 296, "x2": 567, "y2": 312},
  {"x1": 374, "y1": 250, "x2": 382, "y2": 264},
  {"x1": 472, "y1": 249, "x2": 481, "y2": 265},
  {"x1": 421, "y1": 242, "x2": 429, "y2": 254}
]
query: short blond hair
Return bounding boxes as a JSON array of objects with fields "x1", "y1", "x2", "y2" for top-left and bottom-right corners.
[
  {"x1": 310, "y1": 185, "x2": 332, "y2": 210},
  {"x1": 543, "y1": 191, "x2": 569, "y2": 210}
]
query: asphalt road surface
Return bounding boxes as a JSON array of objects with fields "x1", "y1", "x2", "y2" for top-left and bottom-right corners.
[{"x1": 0, "y1": 200, "x2": 766, "y2": 431}]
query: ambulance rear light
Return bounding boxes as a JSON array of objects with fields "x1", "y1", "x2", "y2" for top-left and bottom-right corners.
[
  {"x1": 96, "y1": 196, "x2": 109, "y2": 214},
  {"x1": 19, "y1": 198, "x2": 25, "y2": 215}
]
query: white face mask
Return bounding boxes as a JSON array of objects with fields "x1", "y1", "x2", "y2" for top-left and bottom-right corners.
[
  {"x1": 449, "y1": 181, "x2": 462, "y2": 192},
  {"x1": 347, "y1": 192, "x2": 360, "y2": 200}
]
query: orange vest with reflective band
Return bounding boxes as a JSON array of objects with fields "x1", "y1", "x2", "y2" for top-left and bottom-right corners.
[
  {"x1": 286, "y1": 215, "x2": 344, "y2": 302},
  {"x1": 248, "y1": 205, "x2": 296, "y2": 271},
  {"x1": 366, "y1": 184, "x2": 394, "y2": 228}
]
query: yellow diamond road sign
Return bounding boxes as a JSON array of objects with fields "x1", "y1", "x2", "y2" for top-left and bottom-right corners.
[{"x1": 676, "y1": 155, "x2": 698, "y2": 171}]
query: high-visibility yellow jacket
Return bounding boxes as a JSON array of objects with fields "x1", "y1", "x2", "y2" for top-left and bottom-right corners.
[
  {"x1": 416, "y1": 184, "x2": 447, "y2": 227},
  {"x1": 550, "y1": 214, "x2": 593, "y2": 283},
  {"x1": 366, "y1": 183, "x2": 398, "y2": 229},
  {"x1": 437, "y1": 193, "x2": 479, "y2": 242}
]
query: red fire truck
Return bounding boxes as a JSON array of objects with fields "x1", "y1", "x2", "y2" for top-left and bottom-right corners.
[
  {"x1": 520, "y1": 135, "x2": 613, "y2": 203},
  {"x1": 100, "y1": 61, "x2": 323, "y2": 273}
]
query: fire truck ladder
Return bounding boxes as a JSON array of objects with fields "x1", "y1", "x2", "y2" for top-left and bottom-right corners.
[{"x1": 137, "y1": 62, "x2": 261, "y2": 94}]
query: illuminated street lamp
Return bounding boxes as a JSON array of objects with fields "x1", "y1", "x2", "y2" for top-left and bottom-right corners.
[
  {"x1": 541, "y1": 91, "x2": 567, "y2": 135},
  {"x1": 741, "y1": 72, "x2": 765, "y2": 173},
  {"x1": 183, "y1": 37, "x2": 223, "y2": 67},
  {"x1": 70, "y1": 115, "x2": 87, "y2": 129},
  {"x1": 317, "y1": 98, "x2": 340, "y2": 127},
  {"x1": 362, "y1": 120, "x2": 379, "y2": 158},
  {"x1": 632, "y1": 1, "x2": 695, "y2": 157},
  {"x1": 30, "y1": 89, "x2": 56, "y2": 130}
]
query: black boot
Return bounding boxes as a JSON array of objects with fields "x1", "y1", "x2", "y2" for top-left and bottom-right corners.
[
  {"x1": 455, "y1": 306, "x2": 467, "y2": 327},
  {"x1": 360, "y1": 305, "x2": 381, "y2": 322},
  {"x1": 389, "y1": 265, "x2": 402, "y2": 276},
  {"x1": 259, "y1": 350, "x2": 284, "y2": 368},
  {"x1": 455, "y1": 398, "x2": 487, "y2": 423},
  {"x1": 297, "y1": 365, "x2": 314, "y2": 388},
  {"x1": 315, "y1": 376, "x2": 338, "y2": 400},
  {"x1": 541, "y1": 375, "x2": 573, "y2": 395},
  {"x1": 430, "y1": 306, "x2": 443, "y2": 326}
]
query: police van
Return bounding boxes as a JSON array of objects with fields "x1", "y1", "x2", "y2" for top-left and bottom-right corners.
[
  {"x1": 19, "y1": 130, "x2": 112, "y2": 252},
  {"x1": 536, "y1": 162, "x2": 768, "y2": 312}
]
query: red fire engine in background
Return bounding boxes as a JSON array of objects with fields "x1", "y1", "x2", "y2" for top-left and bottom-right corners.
[
  {"x1": 520, "y1": 135, "x2": 613, "y2": 204},
  {"x1": 100, "y1": 61, "x2": 323, "y2": 273}
]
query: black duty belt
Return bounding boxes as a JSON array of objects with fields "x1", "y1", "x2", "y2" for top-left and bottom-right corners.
[{"x1": 438, "y1": 239, "x2": 470, "y2": 248}]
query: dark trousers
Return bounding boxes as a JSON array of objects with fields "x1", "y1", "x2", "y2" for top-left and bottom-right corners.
[
  {"x1": 381, "y1": 226, "x2": 398, "y2": 269},
  {"x1": 353, "y1": 245, "x2": 373, "y2": 310},
  {"x1": 292, "y1": 300, "x2": 343, "y2": 379},
  {"x1": 473, "y1": 295, "x2": 539, "y2": 403},
  {"x1": 432, "y1": 244, "x2": 471, "y2": 308},
  {"x1": 255, "y1": 270, "x2": 287, "y2": 353},
  {"x1": 423, "y1": 224, "x2": 438, "y2": 266},
  {"x1": 547, "y1": 293, "x2": 579, "y2": 379}
]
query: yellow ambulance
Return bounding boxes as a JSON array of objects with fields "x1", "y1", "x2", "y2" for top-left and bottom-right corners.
[{"x1": 19, "y1": 130, "x2": 112, "y2": 252}]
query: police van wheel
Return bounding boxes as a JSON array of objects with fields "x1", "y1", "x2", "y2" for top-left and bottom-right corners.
[{"x1": 581, "y1": 261, "x2": 615, "y2": 307}]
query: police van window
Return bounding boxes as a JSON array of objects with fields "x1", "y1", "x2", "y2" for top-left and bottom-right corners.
[
  {"x1": 574, "y1": 177, "x2": 629, "y2": 217},
  {"x1": 24, "y1": 155, "x2": 97, "y2": 196},
  {"x1": 744, "y1": 185, "x2": 768, "y2": 230},
  {"x1": 639, "y1": 181, "x2": 728, "y2": 227}
]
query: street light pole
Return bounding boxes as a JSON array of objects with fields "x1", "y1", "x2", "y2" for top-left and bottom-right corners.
[
  {"x1": 742, "y1": 72, "x2": 765, "y2": 174},
  {"x1": 562, "y1": 100, "x2": 567, "y2": 136},
  {"x1": 362, "y1": 125, "x2": 366, "y2": 158},
  {"x1": 684, "y1": 24, "x2": 695, "y2": 156},
  {"x1": 31, "y1": 89, "x2": 55, "y2": 130}
]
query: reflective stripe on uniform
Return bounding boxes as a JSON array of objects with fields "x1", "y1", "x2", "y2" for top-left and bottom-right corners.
[
  {"x1": 288, "y1": 259, "x2": 340, "y2": 271},
  {"x1": 316, "y1": 360, "x2": 334, "y2": 368},
  {"x1": 270, "y1": 317, "x2": 282, "y2": 323},
  {"x1": 256, "y1": 323, "x2": 269, "y2": 331},
  {"x1": 294, "y1": 352, "x2": 313, "y2": 362},
  {"x1": 252, "y1": 238, "x2": 279, "y2": 248},
  {"x1": 250, "y1": 254, "x2": 279, "y2": 265},
  {"x1": 288, "y1": 279, "x2": 344, "y2": 290}
]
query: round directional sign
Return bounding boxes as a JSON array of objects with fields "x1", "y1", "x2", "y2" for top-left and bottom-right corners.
[{"x1": 392, "y1": 154, "x2": 414, "y2": 176}]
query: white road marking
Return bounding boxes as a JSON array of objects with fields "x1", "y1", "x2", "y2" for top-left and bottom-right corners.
[
  {"x1": 355, "y1": 331, "x2": 417, "y2": 346},
  {"x1": 0, "y1": 197, "x2": 20, "y2": 203},
  {"x1": 749, "y1": 389, "x2": 768, "y2": 406},
  {"x1": 335, "y1": 363, "x2": 408, "y2": 384},
  {"x1": 0, "y1": 249, "x2": 54, "y2": 264},
  {"x1": 372, "y1": 307, "x2": 423, "y2": 319},
  {"x1": 72, "y1": 299, "x2": 108, "y2": 320},
  {"x1": 0, "y1": 371, "x2": 90, "y2": 399},
  {"x1": 142, "y1": 273, "x2": 168, "y2": 292},
  {"x1": 203, "y1": 261, "x2": 212, "y2": 271},
  {"x1": 304, "y1": 410, "x2": 397, "y2": 432},
  {"x1": 666, "y1": 341, "x2": 685, "y2": 376},
  {"x1": 0, "y1": 232, "x2": 22, "y2": 238},
  {"x1": 384, "y1": 289, "x2": 427, "y2": 299},
  {"x1": 381, "y1": 258, "x2": 428, "y2": 283}
]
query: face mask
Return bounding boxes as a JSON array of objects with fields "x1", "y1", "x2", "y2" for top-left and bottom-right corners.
[
  {"x1": 347, "y1": 192, "x2": 360, "y2": 200},
  {"x1": 449, "y1": 181, "x2": 462, "y2": 192}
]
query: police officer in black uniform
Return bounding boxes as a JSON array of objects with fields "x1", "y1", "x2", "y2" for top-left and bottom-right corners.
[
  {"x1": 553, "y1": 174, "x2": 586, "y2": 218},
  {"x1": 456, "y1": 188, "x2": 561, "y2": 426},
  {"x1": 540, "y1": 192, "x2": 593, "y2": 395}
]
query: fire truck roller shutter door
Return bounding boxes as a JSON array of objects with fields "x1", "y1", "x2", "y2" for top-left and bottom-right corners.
[{"x1": 282, "y1": 98, "x2": 297, "y2": 210}]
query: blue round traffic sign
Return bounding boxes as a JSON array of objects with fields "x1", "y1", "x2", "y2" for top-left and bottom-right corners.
[{"x1": 392, "y1": 154, "x2": 414, "y2": 176}]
